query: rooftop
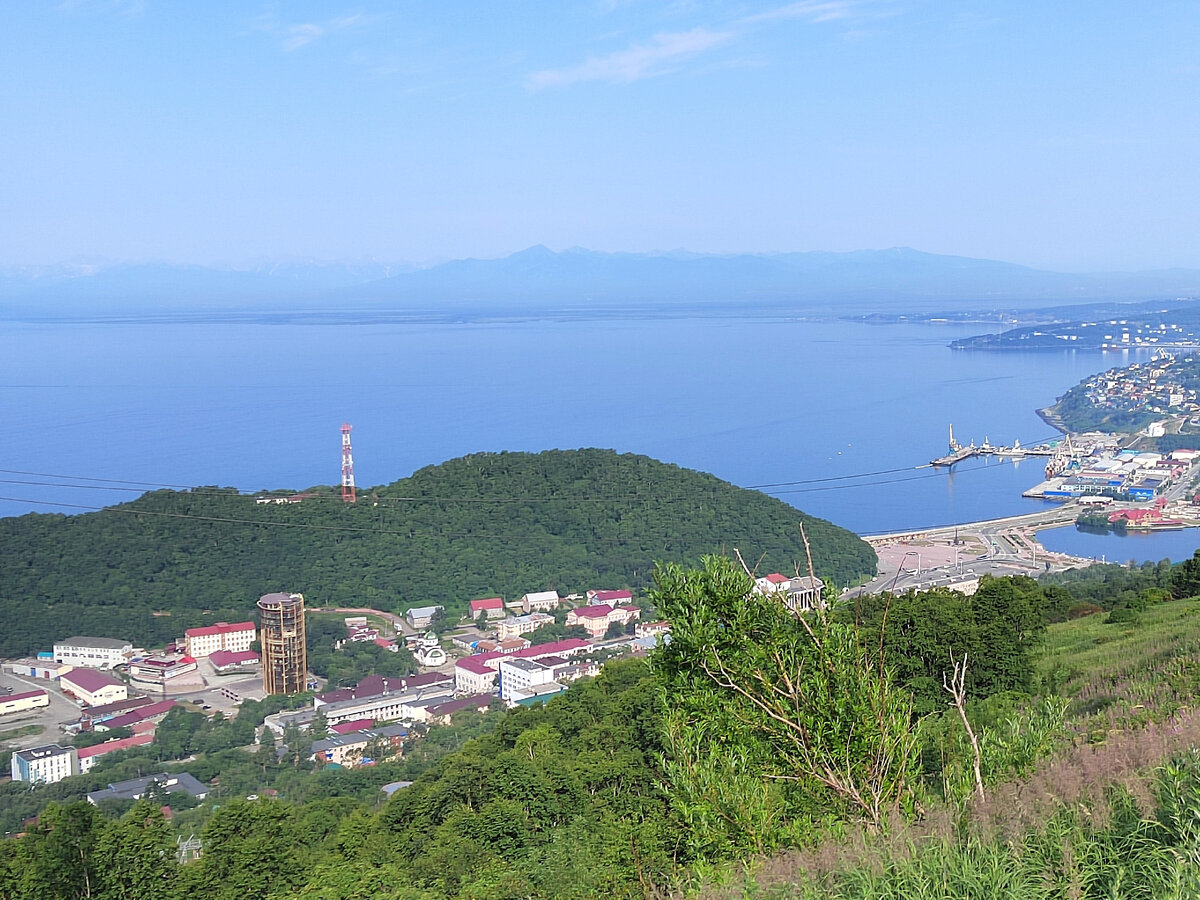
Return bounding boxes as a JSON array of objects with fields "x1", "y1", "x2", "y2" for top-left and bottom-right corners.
[
  {"x1": 571, "y1": 605, "x2": 613, "y2": 619},
  {"x1": 102, "y1": 699, "x2": 176, "y2": 730},
  {"x1": 427, "y1": 694, "x2": 493, "y2": 718},
  {"x1": 455, "y1": 638, "x2": 591, "y2": 675},
  {"x1": 209, "y1": 649, "x2": 260, "y2": 668},
  {"x1": 83, "y1": 696, "x2": 155, "y2": 719},
  {"x1": 185, "y1": 621, "x2": 255, "y2": 638},
  {"x1": 16, "y1": 744, "x2": 73, "y2": 762},
  {"x1": 87, "y1": 772, "x2": 208, "y2": 804},
  {"x1": 55, "y1": 636, "x2": 131, "y2": 650},
  {"x1": 258, "y1": 592, "x2": 303, "y2": 609},
  {"x1": 62, "y1": 668, "x2": 123, "y2": 694},
  {"x1": 76, "y1": 733, "x2": 154, "y2": 760},
  {"x1": 499, "y1": 658, "x2": 548, "y2": 673},
  {"x1": 5, "y1": 689, "x2": 48, "y2": 703},
  {"x1": 591, "y1": 589, "x2": 633, "y2": 601}
]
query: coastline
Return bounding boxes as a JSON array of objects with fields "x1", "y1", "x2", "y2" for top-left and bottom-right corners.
[{"x1": 1037, "y1": 404, "x2": 1068, "y2": 435}]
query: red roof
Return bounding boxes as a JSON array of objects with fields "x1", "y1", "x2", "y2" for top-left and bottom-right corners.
[
  {"x1": 455, "y1": 638, "x2": 591, "y2": 674},
  {"x1": 428, "y1": 694, "x2": 493, "y2": 717},
  {"x1": 63, "y1": 668, "x2": 123, "y2": 694},
  {"x1": 330, "y1": 718, "x2": 374, "y2": 735},
  {"x1": 84, "y1": 696, "x2": 154, "y2": 719},
  {"x1": 76, "y1": 733, "x2": 154, "y2": 760},
  {"x1": 1109, "y1": 508, "x2": 1160, "y2": 522},
  {"x1": 5, "y1": 689, "x2": 47, "y2": 703},
  {"x1": 455, "y1": 655, "x2": 496, "y2": 675},
  {"x1": 185, "y1": 621, "x2": 256, "y2": 639},
  {"x1": 404, "y1": 671, "x2": 454, "y2": 689},
  {"x1": 591, "y1": 589, "x2": 632, "y2": 602},
  {"x1": 102, "y1": 699, "x2": 176, "y2": 730},
  {"x1": 209, "y1": 649, "x2": 260, "y2": 668},
  {"x1": 571, "y1": 605, "x2": 612, "y2": 619},
  {"x1": 469, "y1": 597, "x2": 504, "y2": 611},
  {"x1": 765, "y1": 573, "x2": 788, "y2": 584}
]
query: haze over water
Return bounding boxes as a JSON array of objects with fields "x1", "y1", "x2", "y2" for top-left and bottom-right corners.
[{"x1": 2, "y1": 313, "x2": 1159, "y2": 548}]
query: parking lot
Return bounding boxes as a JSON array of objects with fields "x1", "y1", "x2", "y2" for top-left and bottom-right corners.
[{"x1": 0, "y1": 669, "x2": 85, "y2": 752}]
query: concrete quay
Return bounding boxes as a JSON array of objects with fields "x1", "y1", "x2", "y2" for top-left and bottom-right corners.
[{"x1": 855, "y1": 504, "x2": 1095, "y2": 597}]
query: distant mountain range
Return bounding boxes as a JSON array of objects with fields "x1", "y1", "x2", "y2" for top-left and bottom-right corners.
[{"x1": 3, "y1": 246, "x2": 1200, "y2": 320}]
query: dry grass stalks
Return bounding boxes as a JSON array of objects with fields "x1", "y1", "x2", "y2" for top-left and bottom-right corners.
[{"x1": 702, "y1": 708, "x2": 1200, "y2": 898}]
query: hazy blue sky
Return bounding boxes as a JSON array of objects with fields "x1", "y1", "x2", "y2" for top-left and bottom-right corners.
[{"x1": 2, "y1": 1, "x2": 1198, "y2": 270}]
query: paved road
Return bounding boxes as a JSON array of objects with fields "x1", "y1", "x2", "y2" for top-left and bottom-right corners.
[{"x1": 0, "y1": 670, "x2": 84, "y2": 751}]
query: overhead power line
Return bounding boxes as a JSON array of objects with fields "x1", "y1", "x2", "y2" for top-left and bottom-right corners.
[{"x1": 0, "y1": 429, "x2": 1063, "y2": 511}]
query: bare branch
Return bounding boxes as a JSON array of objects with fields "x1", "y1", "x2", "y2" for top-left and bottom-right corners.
[{"x1": 943, "y1": 651, "x2": 985, "y2": 802}]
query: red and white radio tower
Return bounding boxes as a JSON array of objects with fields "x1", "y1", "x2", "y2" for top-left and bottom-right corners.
[{"x1": 340, "y1": 423, "x2": 356, "y2": 503}]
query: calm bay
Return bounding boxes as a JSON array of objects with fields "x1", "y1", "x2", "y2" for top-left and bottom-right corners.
[{"x1": 1, "y1": 312, "x2": 1194, "y2": 562}]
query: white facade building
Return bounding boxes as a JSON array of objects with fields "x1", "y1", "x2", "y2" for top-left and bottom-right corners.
[
  {"x1": 498, "y1": 658, "x2": 555, "y2": 702},
  {"x1": 184, "y1": 621, "x2": 256, "y2": 658},
  {"x1": 11, "y1": 744, "x2": 78, "y2": 785},
  {"x1": 520, "y1": 590, "x2": 560, "y2": 613},
  {"x1": 0, "y1": 689, "x2": 50, "y2": 717},
  {"x1": 60, "y1": 668, "x2": 129, "y2": 707},
  {"x1": 53, "y1": 636, "x2": 134, "y2": 669},
  {"x1": 496, "y1": 613, "x2": 554, "y2": 640}
]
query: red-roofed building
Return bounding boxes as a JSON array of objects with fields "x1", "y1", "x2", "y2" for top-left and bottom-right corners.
[
  {"x1": 330, "y1": 718, "x2": 374, "y2": 735},
  {"x1": 0, "y1": 689, "x2": 49, "y2": 717},
  {"x1": 636, "y1": 620, "x2": 671, "y2": 639},
  {"x1": 79, "y1": 696, "x2": 154, "y2": 729},
  {"x1": 454, "y1": 638, "x2": 591, "y2": 694},
  {"x1": 128, "y1": 654, "x2": 199, "y2": 685},
  {"x1": 184, "y1": 621, "x2": 256, "y2": 658},
  {"x1": 587, "y1": 589, "x2": 633, "y2": 606},
  {"x1": 96, "y1": 699, "x2": 177, "y2": 733},
  {"x1": 468, "y1": 597, "x2": 506, "y2": 620},
  {"x1": 208, "y1": 649, "x2": 260, "y2": 674},
  {"x1": 61, "y1": 668, "x2": 128, "y2": 707},
  {"x1": 77, "y1": 733, "x2": 154, "y2": 773},
  {"x1": 567, "y1": 604, "x2": 641, "y2": 638},
  {"x1": 1109, "y1": 508, "x2": 1160, "y2": 523},
  {"x1": 314, "y1": 672, "x2": 453, "y2": 708},
  {"x1": 426, "y1": 694, "x2": 494, "y2": 725}
]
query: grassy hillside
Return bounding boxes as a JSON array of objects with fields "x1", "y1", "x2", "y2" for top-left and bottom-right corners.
[
  {"x1": 718, "y1": 595, "x2": 1200, "y2": 899},
  {"x1": 0, "y1": 449, "x2": 875, "y2": 656}
]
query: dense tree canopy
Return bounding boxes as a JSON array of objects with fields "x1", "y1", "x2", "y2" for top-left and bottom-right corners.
[{"x1": 0, "y1": 449, "x2": 875, "y2": 655}]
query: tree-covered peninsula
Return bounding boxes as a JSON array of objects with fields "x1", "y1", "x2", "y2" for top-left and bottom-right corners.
[{"x1": 0, "y1": 449, "x2": 875, "y2": 657}]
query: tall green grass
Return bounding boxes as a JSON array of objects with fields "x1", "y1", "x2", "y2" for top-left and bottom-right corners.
[
  {"x1": 1039, "y1": 599, "x2": 1200, "y2": 734},
  {"x1": 717, "y1": 750, "x2": 1200, "y2": 899},
  {"x1": 697, "y1": 600, "x2": 1200, "y2": 900}
]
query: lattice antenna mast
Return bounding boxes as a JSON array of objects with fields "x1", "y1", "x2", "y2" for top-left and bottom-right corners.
[{"x1": 340, "y1": 423, "x2": 356, "y2": 503}]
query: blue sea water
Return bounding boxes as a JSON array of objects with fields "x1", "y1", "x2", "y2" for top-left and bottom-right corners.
[{"x1": 0, "y1": 313, "x2": 1194, "y2": 563}]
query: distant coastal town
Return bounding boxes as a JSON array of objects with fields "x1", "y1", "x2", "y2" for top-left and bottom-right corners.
[
  {"x1": 949, "y1": 306, "x2": 1200, "y2": 351},
  {"x1": 862, "y1": 349, "x2": 1200, "y2": 598}
]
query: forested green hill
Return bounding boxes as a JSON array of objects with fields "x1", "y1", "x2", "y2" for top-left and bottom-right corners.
[{"x1": 0, "y1": 449, "x2": 875, "y2": 656}]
